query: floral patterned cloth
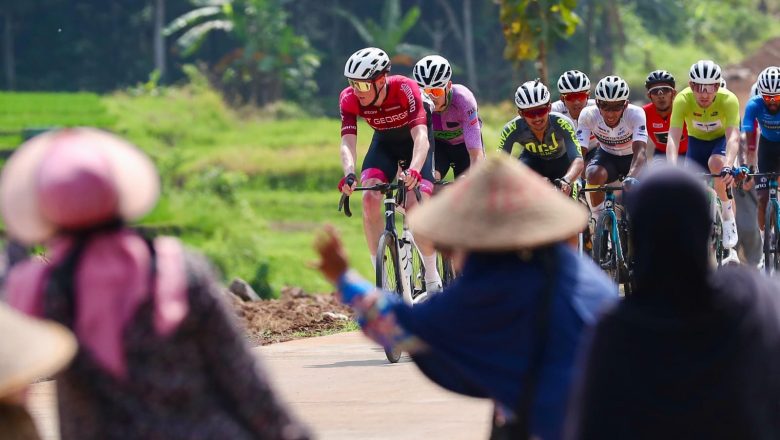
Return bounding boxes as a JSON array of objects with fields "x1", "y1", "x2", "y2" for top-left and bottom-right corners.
[{"x1": 44, "y1": 250, "x2": 311, "y2": 440}]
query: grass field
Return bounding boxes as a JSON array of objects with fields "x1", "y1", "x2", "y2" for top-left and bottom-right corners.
[{"x1": 0, "y1": 80, "x2": 513, "y2": 296}]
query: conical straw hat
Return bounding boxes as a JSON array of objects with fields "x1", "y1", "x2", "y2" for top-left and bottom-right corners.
[
  {"x1": 409, "y1": 154, "x2": 588, "y2": 250},
  {"x1": 0, "y1": 303, "x2": 76, "y2": 398}
]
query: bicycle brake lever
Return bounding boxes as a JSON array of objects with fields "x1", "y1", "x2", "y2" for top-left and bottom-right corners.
[
  {"x1": 338, "y1": 193, "x2": 352, "y2": 217},
  {"x1": 414, "y1": 187, "x2": 422, "y2": 202}
]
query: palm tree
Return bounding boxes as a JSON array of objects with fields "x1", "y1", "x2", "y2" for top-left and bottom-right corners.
[{"x1": 333, "y1": 0, "x2": 432, "y2": 66}]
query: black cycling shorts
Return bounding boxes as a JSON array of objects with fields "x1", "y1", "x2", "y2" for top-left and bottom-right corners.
[
  {"x1": 756, "y1": 135, "x2": 780, "y2": 191},
  {"x1": 434, "y1": 140, "x2": 471, "y2": 178},
  {"x1": 361, "y1": 126, "x2": 436, "y2": 194},
  {"x1": 588, "y1": 148, "x2": 633, "y2": 183},
  {"x1": 520, "y1": 152, "x2": 572, "y2": 182}
]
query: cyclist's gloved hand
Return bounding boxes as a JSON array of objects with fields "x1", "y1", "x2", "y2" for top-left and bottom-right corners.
[
  {"x1": 338, "y1": 172, "x2": 357, "y2": 195},
  {"x1": 554, "y1": 178, "x2": 572, "y2": 196},
  {"x1": 404, "y1": 168, "x2": 422, "y2": 189},
  {"x1": 720, "y1": 166, "x2": 735, "y2": 186},
  {"x1": 623, "y1": 177, "x2": 639, "y2": 190}
]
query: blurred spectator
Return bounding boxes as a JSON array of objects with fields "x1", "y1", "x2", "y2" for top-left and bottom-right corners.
[
  {"x1": 0, "y1": 301, "x2": 76, "y2": 440},
  {"x1": 315, "y1": 155, "x2": 616, "y2": 440},
  {"x1": 567, "y1": 166, "x2": 780, "y2": 439},
  {"x1": 1, "y1": 128, "x2": 310, "y2": 440}
]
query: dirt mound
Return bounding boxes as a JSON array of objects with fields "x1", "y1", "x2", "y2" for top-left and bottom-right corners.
[{"x1": 231, "y1": 286, "x2": 355, "y2": 345}]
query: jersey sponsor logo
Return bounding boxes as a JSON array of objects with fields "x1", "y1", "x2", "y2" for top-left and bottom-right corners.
[
  {"x1": 467, "y1": 108, "x2": 477, "y2": 117},
  {"x1": 693, "y1": 112, "x2": 703, "y2": 117},
  {"x1": 711, "y1": 111, "x2": 719, "y2": 116},
  {"x1": 470, "y1": 119, "x2": 479, "y2": 126},
  {"x1": 523, "y1": 139, "x2": 562, "y2": 157},
  {"x1": 654, "y1": 131, "x2": 669, "y2": 144},
  {"x1": 435, "y1": 128, "x2": 464, "y2": 141},
  {"x1": 639, "y1": 125, "x2": 646, "y2": 131},
  {"x1": 652, "y1": 123, "x2": 664, "y2": 128},
  {"x1": 363, "y1": 110, "x2": 378, "y2": 115},
  {"x1": 691, "y1": 119, "x2": 723, "y2": 132},
  {"x1": 401, "y1": 83, "x2": 416, "y2": 113},
  {"x1": 594, "y1": 132, "x2": 633, "y2": 146},
  {"x1": 498, "y1": 120, "x2": 518, "y2": 150},
  {"x1": 371, "y1": 114, "x2": 407, "y2": 125}
]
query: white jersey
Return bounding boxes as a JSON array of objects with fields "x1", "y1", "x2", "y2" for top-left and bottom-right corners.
[
  {"x1": 550, "y1": 99, "x2": 596, "y2": 129},
  {"x1": 576, "y1": 104, "x2": 648, "y2": 156},
  {"x1": 552, "y1": 99, "x2": 598, "y2": 152}
]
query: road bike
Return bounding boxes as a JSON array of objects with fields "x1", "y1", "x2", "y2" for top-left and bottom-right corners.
[
  {"x1": 581, "y1": 184, "x2": 634, "y2": 295},
  {"x1": 339, "y1": 180, "x2": 429, "y2": 363},
  {"x1": 747, "y1": 172, "x2": 780, "y2": 274}
]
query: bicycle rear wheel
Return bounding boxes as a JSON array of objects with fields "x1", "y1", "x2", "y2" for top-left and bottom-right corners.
[
  {"x1": 764, "y1": 201, "x2": 780, "y2": 275},
  {"x1": 593, "y1": 212, "x2": 620, "y2": 287},
  {"x1": 376, "y1": 232, "x2": 403, "y2": 363}
]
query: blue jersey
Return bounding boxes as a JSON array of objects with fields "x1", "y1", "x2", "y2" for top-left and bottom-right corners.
[{"x1": 742, "y1": 95, "x2": 780, "y2": 142}]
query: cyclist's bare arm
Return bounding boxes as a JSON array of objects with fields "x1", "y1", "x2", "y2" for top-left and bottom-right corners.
[
  {"x1": 745, "y1": 130, "x2": 759, "y2": 166},
  {"x1": 666, "y1": 127, "x2": 682, "y2": 164},
  {"x1": 565, "y1": 158, "x2": 584, "y2": 184},
  {"x1": 468, "y1": 148, "x2": 484, "y2": 168},
  {"x1": 340, "y1": 134, "x2": 358, "y2": 176},
  {"x1": 628, "y1": 141, "x2": 648, "y2": 177},
  {"x1": 724, "y1": 126, "x2": 741, "y2": 167},
  {"x1": 409, "y1": 125, "x2": 430, "y2": 171}
]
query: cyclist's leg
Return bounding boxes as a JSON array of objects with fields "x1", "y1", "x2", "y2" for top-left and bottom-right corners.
[
  {"x1": 756, "y1": 136, "x2": 780, "y2": 230},
  {"x1": 433, "y1": 138, "x2": 450, "y2": 181},
  {"x1": 450, "y1": 143, "x2": 471, "y2": 178},
  {"x1": 586, "y1": 148, "x2": 619, "y2": 208},
  {"x1": 400, "y1": 128, "x2": 441, "y2": 290},
  {"x1": 360, "y1": 132, "x2": 399, "y2": 262}
]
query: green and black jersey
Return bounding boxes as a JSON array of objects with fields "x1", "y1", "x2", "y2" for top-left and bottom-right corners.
[{"x1": 497, "y1": 112, "x2": 582, "y2": 162}]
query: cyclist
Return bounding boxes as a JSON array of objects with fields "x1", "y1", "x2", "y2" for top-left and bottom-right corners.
[
  {"x1": 643, "y1": 70, "x2": 688, "y2": 161},
  {"x1": 743, "y1": 66, "x2": 780, "y2": 232},
  {"x1": 579, "y1": 76, "x2": 648, "y2": 209},
  {"x1": 666, "y1": 60, "x2": 741, "y2": 249},
  {"x1": 413, "y1": 55, "x2": 484, "y2": 180},
  {"x1": 497, "y1": 80, "x2": 583, "y2": 197},
  {"x1": 551, "y1": 70, "x2": 598, "y2": 163},
  {"x1": 338, "y1": 47, "x2": 442, "y2": 290}
]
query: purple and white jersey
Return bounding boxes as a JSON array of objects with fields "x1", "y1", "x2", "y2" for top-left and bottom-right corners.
[{"x1": 431, "y1": 84, "x2": 483, "y2": 150}]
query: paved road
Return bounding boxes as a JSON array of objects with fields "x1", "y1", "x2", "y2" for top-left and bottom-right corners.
[{"x1": 27, "y1": 331, "x2": 493, "y2": 439}]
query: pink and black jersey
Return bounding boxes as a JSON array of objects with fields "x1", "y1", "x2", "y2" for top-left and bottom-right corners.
[{"x1": 339, "y1": 75, "x2": 428, "y2": 136}]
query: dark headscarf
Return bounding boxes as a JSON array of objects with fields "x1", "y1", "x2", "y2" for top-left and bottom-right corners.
[
  {"x1": 625, "y1": 165, "x2": 712, "y2": 309},
  {"x1": 567, "y1": 166, "x2": 780, "y2": 440}
]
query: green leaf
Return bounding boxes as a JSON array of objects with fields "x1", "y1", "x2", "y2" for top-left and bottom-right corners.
[
  {"x1": 164, "y1": 6, "x2": 223, "y2": 36},
  {"x1": 398, "y1": 6, "x2": 421, "y2": 36},
  {"x1": 332, "y1": 8, "x2": 376, "y2": 46},
  {"x1": 177, "y1": 19, "x2": 234, "y2": 56}
]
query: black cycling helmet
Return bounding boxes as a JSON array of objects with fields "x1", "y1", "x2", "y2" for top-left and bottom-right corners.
[{"x1": 645, "y1": 70, "x2": 675, "y2": 89}]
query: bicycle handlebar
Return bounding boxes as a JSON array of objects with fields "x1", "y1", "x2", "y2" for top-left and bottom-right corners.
[
  {"x1": 579, "y1": 185, "x2": 624, "y2": 193},
  {"x1": 338, "y1": 183, "x2": 423, "y2": 218}
]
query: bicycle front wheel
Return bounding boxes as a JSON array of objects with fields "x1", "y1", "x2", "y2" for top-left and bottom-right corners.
[
  {"x1": 376, "y1": 232, "x2": 403, "y2": 363},
  {"x1": 765, "y1": 201, "x2": 780, "y2": 275},
  {"x1": 593, "y1": 212, "x2": 619, "y2": 287},
  {"x1": 712, "y1": 199, "x2": 725, "y2": 268}
]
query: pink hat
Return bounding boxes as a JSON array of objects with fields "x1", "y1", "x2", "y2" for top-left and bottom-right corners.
[{"x1": 0, "y1": 128, "x2": 159, "y2": 244}]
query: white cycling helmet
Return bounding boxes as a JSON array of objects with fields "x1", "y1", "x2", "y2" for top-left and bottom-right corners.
[
  {"x1": 557, "y1": 70, "x2": 591, "y2": 93},
  {"x1": 594, "y1": 76, "x2": 630, "y2": 102},
  {"x1": 757, "y1": 66, "x2": 780, "y2": 95},
  {"x1": 751, "y1": 81, "x2": 759, "y2": 98},
  {"x1": 720, "y1": 78, "x2": 727, "y2": 89},
  {"x1": 413, "y1": 55, "x2": 452, "y2": 88},
  {"x1": 688, "y1": 60, "x2": 722, "y2": 85},
  {"x1": 514, "y1": 80, "x2": 550, "y2": 109},
  {"x1": 344, "y1": 47, "x2": 390, "y2": 80}
]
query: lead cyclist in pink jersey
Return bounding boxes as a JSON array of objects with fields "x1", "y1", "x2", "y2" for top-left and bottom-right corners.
[
  {"x1": 338, "y1": 47, "x2": 442, "y2": 291},
  {"x1": 413, "y1": 55, "x2": 484, "y2": 179}
]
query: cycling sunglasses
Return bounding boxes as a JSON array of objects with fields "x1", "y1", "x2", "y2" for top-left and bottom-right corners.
[
  {"x1": 423, "y1": 87, "x2": 447, "y2": 98},
  {"x1": 348, "y1": 79, "x2": 373, "y2": 93},
  {"x1": 691, "y1": 83, "x2": 719, "y2": 94},
  {"x1": 762, "y1": 94, "x2": 780, "y2": 104},
  {"x1": 562, "y1": 91, "x2": 589, "y2": 102},
  {"x1": 648, "y1": 86, "x2": 674, "y2": 96},
  {"x1": 597, "y1": 101, "x2": 626, "y2": 112},
  {"x1": 521, "y1": 106, "x2": 551, "y2": 119}
]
